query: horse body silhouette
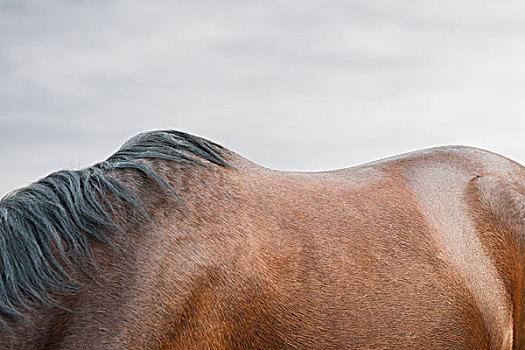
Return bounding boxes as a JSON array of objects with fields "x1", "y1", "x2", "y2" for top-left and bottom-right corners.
[{"x1": 0, "y1": 130, "x2": 523, "y2": 349}]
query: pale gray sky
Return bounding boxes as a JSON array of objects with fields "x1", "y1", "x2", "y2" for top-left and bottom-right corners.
[{"x1": 2, "y1": 0, "x2": 525, "y2": 196}]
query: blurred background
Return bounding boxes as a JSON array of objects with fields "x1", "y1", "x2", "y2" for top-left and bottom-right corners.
[{"x1": 1, "y1": 0, "x2": 525, "y2": 197}]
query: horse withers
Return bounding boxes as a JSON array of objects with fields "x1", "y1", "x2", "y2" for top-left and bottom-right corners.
[{"x1": 0, "y1": 130, "x2": 523, "y2": 349}]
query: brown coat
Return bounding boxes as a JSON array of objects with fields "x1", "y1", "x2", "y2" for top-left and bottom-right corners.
[{"x1": 2, "y1": 135, "x2": 524, "y2": 349}]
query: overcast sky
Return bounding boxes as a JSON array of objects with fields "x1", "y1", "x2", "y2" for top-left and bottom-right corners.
[{"x1": 1, "y1": 0, "x2": 525, "y2": 197}]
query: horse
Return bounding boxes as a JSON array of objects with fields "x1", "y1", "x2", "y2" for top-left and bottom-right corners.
[{"x1": 0, "y1": 129, "x2": 523, "y2": 349}]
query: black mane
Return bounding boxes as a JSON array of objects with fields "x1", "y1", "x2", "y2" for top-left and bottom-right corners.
[{"x1": 0, "y1": 130, "x2": 228, "y2": 323}]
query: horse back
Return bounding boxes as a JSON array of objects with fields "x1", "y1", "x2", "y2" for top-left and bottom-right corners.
[
  {"x1": 52, "y1": 145, "x2": 525, "y2": 349},
  {"x1": 201, "y1": 146, "x2": 525, "y2": 349}
]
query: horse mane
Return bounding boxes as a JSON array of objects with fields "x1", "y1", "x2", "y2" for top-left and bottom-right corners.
[{"x1": 0, "y1": 130, "x2": 228, "y2": 323}]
